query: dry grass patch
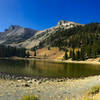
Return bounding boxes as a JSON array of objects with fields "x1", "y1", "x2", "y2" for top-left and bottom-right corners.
[
  {"x1": 82, "y1": 85, "x2": 100, "y2": 100},
  {"x1": 88, "y1": 85, "x2": 100, "y2": 95},
  {"x1": 22, "y1": 95, "x2": 39, "y2": 100}
]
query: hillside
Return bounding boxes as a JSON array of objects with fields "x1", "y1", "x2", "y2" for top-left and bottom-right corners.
[
  {"x1": 20, "y1": 20, "x2": 83, "y2": 49},
  {"x1": 28, "y1": 47, "x2": 65, "y2": 59},
  {"x1": 30, "y1": 22, "x2": 100, "y2": 60},
  {"x1": 33, "y1": 23, "x2": 100, "y2": 49},
  {"x1": 0, "y1": 25, "x2": 37, "y2": 47}
]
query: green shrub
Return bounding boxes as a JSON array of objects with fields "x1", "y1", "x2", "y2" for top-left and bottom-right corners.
[
  {"x1": 22, "y1": 95, "x2": 39, "y2": 100},
  {"x1": 88, "y1": 85, "x2": 100, "y2": 95}
]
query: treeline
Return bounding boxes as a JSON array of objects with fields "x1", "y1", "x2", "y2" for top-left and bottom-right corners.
[
  {"x1": 64, "y1": 48, "x2": 86, "y2": 61},
  {"x1": 0, "y1": 45, "x2": 26, "y2": 57},
  {"x1": 64, "y1": 46, "x2": 100, "y2": 61}
]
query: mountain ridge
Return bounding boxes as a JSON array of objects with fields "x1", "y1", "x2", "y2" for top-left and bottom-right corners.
[
  {"x1": 0, "y1": 25, "x2": 38, "y2": 47},
  {"x1": 0, "y1": 20, "x2": 84, "y2": 48},
  {"x1": 20, "y1": 20, "x2": 83, "y2": 49}
]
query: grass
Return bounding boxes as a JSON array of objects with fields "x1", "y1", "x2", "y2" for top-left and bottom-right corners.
[
  {"x1": 21, "y1": 95, "x2": 39, "y2": 100},
  {"x1": 21, "y1": 85, "x2": 100, "y2": 100},
  {"x1": 82, "y1": 85, "x2": 100, "y2": 100},
  {"x1": 88, "y1": 85, "x2": 100, "y2": 95}
]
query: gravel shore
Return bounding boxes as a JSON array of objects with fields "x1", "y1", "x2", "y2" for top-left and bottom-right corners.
[{"x1": 0, "y1": 74, "x2": 100, "y2": 100}]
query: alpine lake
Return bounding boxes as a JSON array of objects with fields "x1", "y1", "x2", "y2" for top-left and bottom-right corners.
[{"x1": 0, "y1": 59, "x2": 100, "y2": 79}]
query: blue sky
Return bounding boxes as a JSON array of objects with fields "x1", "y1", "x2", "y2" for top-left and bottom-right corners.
[{"x1": 0, "y1": 0, "x2": 100, "y2": 31}]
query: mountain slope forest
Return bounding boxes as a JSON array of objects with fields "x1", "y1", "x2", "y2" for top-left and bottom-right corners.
[{"x1": 34, "y1": 23, "x2": 100, "y2": 60}]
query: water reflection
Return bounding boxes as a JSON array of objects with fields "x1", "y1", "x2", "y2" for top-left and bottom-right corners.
[{"x1": 0, "y1": 59, "x2": 100, "y2": 78}]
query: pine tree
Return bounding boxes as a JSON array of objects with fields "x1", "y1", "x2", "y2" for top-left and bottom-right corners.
[
  {"x1": 92, "y1": 48, "x2": 97, "y2": 58},
  {"x1": 80, "y1": 47, "x2": 85, "y2": 60},
  {"x1": 72, "y1": 49, "x2": 76, "y2": 60},
  {"x1": 69, "y1": 50, "x2": 73, "y2": 58},
  {"x1": 76, "y1": 50, "x2": 80, "y2": 60},
  {"x1": 64, "y1": 51, "x2": 68, "y2": 60},
  {"x1": 34, "y1": 50, "x2": 36, "y2": 56}
]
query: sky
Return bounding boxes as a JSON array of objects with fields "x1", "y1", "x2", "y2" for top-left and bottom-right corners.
[{"x1": 0, "y1": 0, "x2": 100, "y2": 32}]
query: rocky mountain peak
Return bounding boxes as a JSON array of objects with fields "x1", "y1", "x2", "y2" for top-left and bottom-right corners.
[
  {"x1": 57, "y1": 20, "x2": 83, "y2": 29},
  {"x1": 6, "y1": 25, "x2": 21, "y2": 32},
  {"x1": 57, "y1": 20, "x2": 67, "y2": 26}
]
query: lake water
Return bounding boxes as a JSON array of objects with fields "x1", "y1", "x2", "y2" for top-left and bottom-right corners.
[{"x1": 0, "y1": 59, "x2": 100, "y2": 78}]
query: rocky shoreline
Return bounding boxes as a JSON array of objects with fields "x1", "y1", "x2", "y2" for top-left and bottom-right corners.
[
  {"x1": 0, "y1": 72, "x2": 69, "y2": 82},
  {"x1": 0, "y1": 72, "x2": 100, "y2": 100}
]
